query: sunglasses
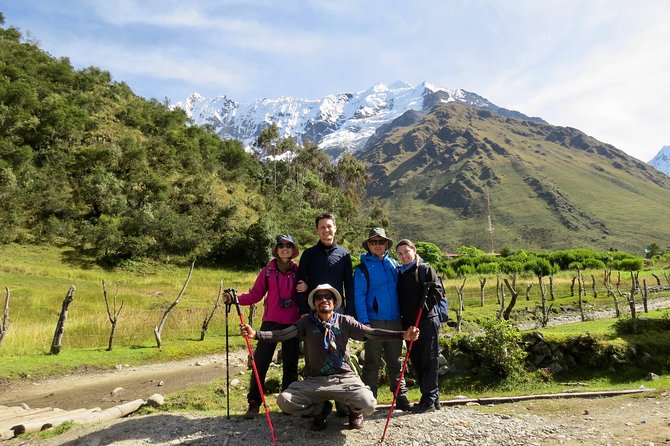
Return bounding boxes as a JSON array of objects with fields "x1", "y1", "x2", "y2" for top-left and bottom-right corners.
[
  {"x1": 368, "y1": 239, "x2": 387, "y2": 246},
  {"x1": 314, "y1": 293, "x2": 335, "y2": 301},
  {"x1": 277, "y1": 242, "x2": 293, "y2": 249}
]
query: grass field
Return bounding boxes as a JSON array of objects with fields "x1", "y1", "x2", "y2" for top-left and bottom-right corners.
[{"x1": 1, "y1": 243, "x2": 669, "y2": 387}]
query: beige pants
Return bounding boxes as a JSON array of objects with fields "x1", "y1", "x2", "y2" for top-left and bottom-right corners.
[{"x1": 277, "y1": 373, "x2": 377, "y2": 416}]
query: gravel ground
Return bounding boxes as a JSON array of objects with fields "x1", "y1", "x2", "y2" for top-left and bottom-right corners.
[
  {"x1": 20, "y1": 391, "x2": 670, "y2": 446},
  {"x1": 26, "y1": 405, "x2": 586, "y2": 446}
]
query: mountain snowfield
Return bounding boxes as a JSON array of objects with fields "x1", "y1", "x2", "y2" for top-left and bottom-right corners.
[
  {"x1": 649, "y1": 145, "x2": 670, "y2": 175},
  {"x1": 175, "y1": 81, "x2": 542, "y2": 157},
  {"x1": 176, "y1": 80, "x2": 668, "y2": 172}
]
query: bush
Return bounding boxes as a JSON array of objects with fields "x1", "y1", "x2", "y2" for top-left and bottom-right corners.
[{"x1": 470, "y1": 318, "x2": 527, "y2": 379}]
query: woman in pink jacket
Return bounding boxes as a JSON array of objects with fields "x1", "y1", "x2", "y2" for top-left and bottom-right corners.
[{"x1": 224, "y1": 234, "x2": 302, "y2": 418}]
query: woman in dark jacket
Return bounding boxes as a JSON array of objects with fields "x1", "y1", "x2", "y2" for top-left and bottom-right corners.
[{"x1": 396, "y1": 239, "x2": 441, "y2": 413}]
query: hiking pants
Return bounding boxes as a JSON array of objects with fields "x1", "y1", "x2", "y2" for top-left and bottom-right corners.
[
  {"x1": 248, "y1": 321, "x2": 299, "y2": 404},
  {"x1": 277, "y1": 373, "x2": 377, "y2": 416},
  {"x1": 408, "y1": 317, "x2": 440, "y2": 406},
  {"x1": 361, "y1": 319, "x2": 407, "y2": 397}
]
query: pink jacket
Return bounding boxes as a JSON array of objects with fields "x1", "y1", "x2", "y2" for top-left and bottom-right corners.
[{"x1": 237, "y1": 259, "x2": 301, "y2": 324}]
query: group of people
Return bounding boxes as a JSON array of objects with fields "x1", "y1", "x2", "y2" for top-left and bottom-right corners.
[{"x1": 224, "y1": 212, "x2": 443, "y2": 432}]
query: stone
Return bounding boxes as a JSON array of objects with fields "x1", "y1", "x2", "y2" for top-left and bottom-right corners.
[
  {"x1": 146, "y1": 394, "x2": 165, "y2": 407},
  {"x1": 646, "y1": 372, "x2": 660, "y2": 381}
]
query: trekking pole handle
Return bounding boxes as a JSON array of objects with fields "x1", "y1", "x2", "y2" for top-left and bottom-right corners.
[{"x1": 225, "y1": 288, "x2": 242, "y2": 315}]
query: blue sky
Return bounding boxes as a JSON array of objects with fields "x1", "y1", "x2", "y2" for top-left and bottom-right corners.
[{"x1": 3, "y1": 0, "x2": 669, "y2": 162}]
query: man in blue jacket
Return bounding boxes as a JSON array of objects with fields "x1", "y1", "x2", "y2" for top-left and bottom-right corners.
[{"x1": 354, "y1": 228, "x2": 411, "y2": 411}]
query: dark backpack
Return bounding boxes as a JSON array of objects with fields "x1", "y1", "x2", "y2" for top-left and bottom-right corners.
[
  {"x1": 355, "y1": 262, "x2": 370, "y2": 294},
  {"x1": 415, "y1": 263, "x2": 449, "y2": 323}
]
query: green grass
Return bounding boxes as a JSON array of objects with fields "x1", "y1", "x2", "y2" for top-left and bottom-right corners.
[
  {"x1": 0, "y1": 243, "x2": 259, "y2": 379},
  {"x1": 2, "y1": 243, "x2": 669, "y2": 413}
]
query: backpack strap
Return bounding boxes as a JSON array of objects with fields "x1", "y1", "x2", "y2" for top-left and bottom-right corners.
[{"x1": 356, "y1": 262, "x2": 370, "y2": 295}]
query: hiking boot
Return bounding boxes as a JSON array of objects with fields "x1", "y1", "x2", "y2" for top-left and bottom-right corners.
[
  {"x1": 348, "y1": 411, "x2": 364, "y2": 429},
  {"x1": 411, "y1": 402, "x2": 436, "y2": 414},
  {"x1": 311, "y1": 401, "x2": 332, "y2": 431},
  {"x1": 434, "y1": 399, "x2": 441, "y2": 410},
  {"x1": 395, "y1": 394, "x2": 412, "y2": 412},
  {"x1": 244, "y1": 401, "x2": 260, "y2": 419}
]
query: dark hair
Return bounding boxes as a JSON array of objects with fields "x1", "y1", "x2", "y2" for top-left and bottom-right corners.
[
  {"x1": 315, "y1": 212, "x2": 336, "y2": 228},
  {"x1": 396, "y1": 239, "x2": 416, "y2": 251}
]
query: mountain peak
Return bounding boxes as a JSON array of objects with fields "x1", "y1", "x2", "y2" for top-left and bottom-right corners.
[
  {"x1": 648, "y1": 145, "x2": 670, "y2": 175},
  {"x1": 174, "y1": 81, "x2": 544, "y2": 158}
]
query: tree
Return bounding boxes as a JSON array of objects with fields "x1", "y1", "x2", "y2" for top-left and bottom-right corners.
[
  {"x1": 335, "y1": 153, "x2": 367, "y2": 205},
  {"x1": 415, "y1": 241, "x2": 443, "y2": 265}
]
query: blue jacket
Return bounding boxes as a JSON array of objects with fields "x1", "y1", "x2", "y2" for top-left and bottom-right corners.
[{"x1": 354, "y1": 252, "x2": 400, "y2": 324}]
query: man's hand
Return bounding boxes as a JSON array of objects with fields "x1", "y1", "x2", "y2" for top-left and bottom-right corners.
[
  {"x1": 240, "y1": 323, "x2": 256, "y2": 340},
  {"x1": 296, "y1": 280, "x2": 308, "y2": 293},
  {"x1": 402, "y1": 326, "x2": 419, "y2": 342},
  {"x1": 222, "y1": 292, "x2": 232, "y2": 304}
]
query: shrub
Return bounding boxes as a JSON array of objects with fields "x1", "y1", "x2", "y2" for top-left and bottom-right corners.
[{"x1": 470, "y1": 318, "x2": 527, "y2": 379}]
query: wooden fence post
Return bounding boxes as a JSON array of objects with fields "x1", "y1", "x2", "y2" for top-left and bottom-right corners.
[
  {"x1": 50, "y1": 285, "x2": 76, "y2": 355},
  {"x1": 0, "y1": 287, "x2": 9, "y2": 344},
  {"x1": 102, "y1": 280, "x2": 125, "y2": 351},
  {"x1": 200, "y1": 280, "x2": 223, "y2": 341},
  {"x1": 154, "y1": 262, "x2": 195, "y2": 348}
]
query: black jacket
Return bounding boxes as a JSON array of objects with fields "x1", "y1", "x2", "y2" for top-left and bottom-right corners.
[
  {"x1": 397, "y1": 262, "x2": 438, "y2": 328},
  {"x1": 297, "y1": 241, "x2": 354, "y2": 315}
]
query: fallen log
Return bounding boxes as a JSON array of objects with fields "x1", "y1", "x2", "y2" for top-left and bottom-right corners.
[
  {"x1": 11, "y1": 408, "x2": 90, "y2": 436},
  {"x1": 376, "y1": 387, "x2": 654, "y2": 410},
  {"x1": 0, "y1": 407, "x2": 61, "y2": 427},
  {"x1": 67, "y1": 399, "x2": 144, "y2": 425}
]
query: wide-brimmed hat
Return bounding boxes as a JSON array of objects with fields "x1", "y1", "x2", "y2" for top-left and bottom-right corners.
[
  {"x1": 362, "y1": 227, "x2": 393, "y2": 251},
  {"x1": 308, "y1": 283, "x2": 342, "y2": 310},
  {"x1": 272, "y1": 234, "x2": 299, "y2": 259}
]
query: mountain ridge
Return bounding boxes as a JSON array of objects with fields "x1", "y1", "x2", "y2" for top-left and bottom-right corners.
[
  {"x1": 357, "y1": 102, "x2": 670, "y2": 252},
  {"x1": 175, "y1": 81, "x2": 545, "y2": 158}
]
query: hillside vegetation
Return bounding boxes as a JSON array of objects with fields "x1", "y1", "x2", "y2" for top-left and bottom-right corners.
[
  {"x1": 358, "y1": 103, "x2": 670, "y2": 253},
  {"x1": 0, "y1": 15, "x2": 378, "y2": 268}
]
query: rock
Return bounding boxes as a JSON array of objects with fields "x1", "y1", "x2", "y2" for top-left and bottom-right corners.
[
  {"x1": 646, "y1": 372, "x2": 660, "y2": 381},
  {"x1": 158, "y1": 380, "x2": 164, "y2": 386},
  {"x1": 583, "y1": 409, "x2": 589, "y2": 415},
  {"x1": 230, "y1": 378, "x2": 241, "y2": 387},
  {"x1": 145, "y1": 394, "x2": 165, "y2": 407},
  {"x1": 548, "y1": 362, "x2": 564, "y2": 374},
  {"x1": 195, "y1": 361, "x2": 208, "y2": 366},
  {"x1": 111, "y1": 387, "x2": 125, "y2": 396}
]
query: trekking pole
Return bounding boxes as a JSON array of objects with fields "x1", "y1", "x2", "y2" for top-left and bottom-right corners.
[
  {"x1": 225, "y1": 298, "x2": 232, "y2": 420},
  {"x1": 380, "y1": 282, "x2": 430, "y2": 443},
  {"x1": 228, "y1": 288, "x2": 278, "y2": 446}
]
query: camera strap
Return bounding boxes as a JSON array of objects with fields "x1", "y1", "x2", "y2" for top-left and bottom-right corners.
[{"x1": 265, "y1": 262, "x2": 297, "y2": 306}]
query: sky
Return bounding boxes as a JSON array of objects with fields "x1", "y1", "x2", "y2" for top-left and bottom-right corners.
[{"x1": 2, "y1": 0, "x2": 669, "y2": 162}]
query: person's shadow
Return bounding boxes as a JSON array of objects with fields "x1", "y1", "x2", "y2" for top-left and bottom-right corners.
[{"x1": 55, "y1": 412, "x2": 357, "y2": 446}]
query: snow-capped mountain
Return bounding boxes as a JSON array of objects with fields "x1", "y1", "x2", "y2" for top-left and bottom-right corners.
[
  {"x1": 175, "y1": 81, "x2": 544, "y2": 158},
  {"x1": 649, "y1": 146, "x2": 670, "y2": 176}
]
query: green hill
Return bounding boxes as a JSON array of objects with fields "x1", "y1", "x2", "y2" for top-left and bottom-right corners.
[
  {"x1": 357, "y1": 102, "x2": 670, "y2": 253},
  {"x1": 0, "y1": 15, "x2": 372, "y2": 267}
]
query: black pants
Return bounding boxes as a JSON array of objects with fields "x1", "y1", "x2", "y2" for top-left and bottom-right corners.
[
  {"x1": 248, "y1": 321, "x2": 300, "y2": 404},
  {"x1": 407, "y1": 317, "x2": 440, "y2": 406}
]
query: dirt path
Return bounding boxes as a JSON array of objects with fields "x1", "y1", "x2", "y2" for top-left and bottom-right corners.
[{"x1": 0, "y1": 351, "x2": 248, "y2": 411}]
